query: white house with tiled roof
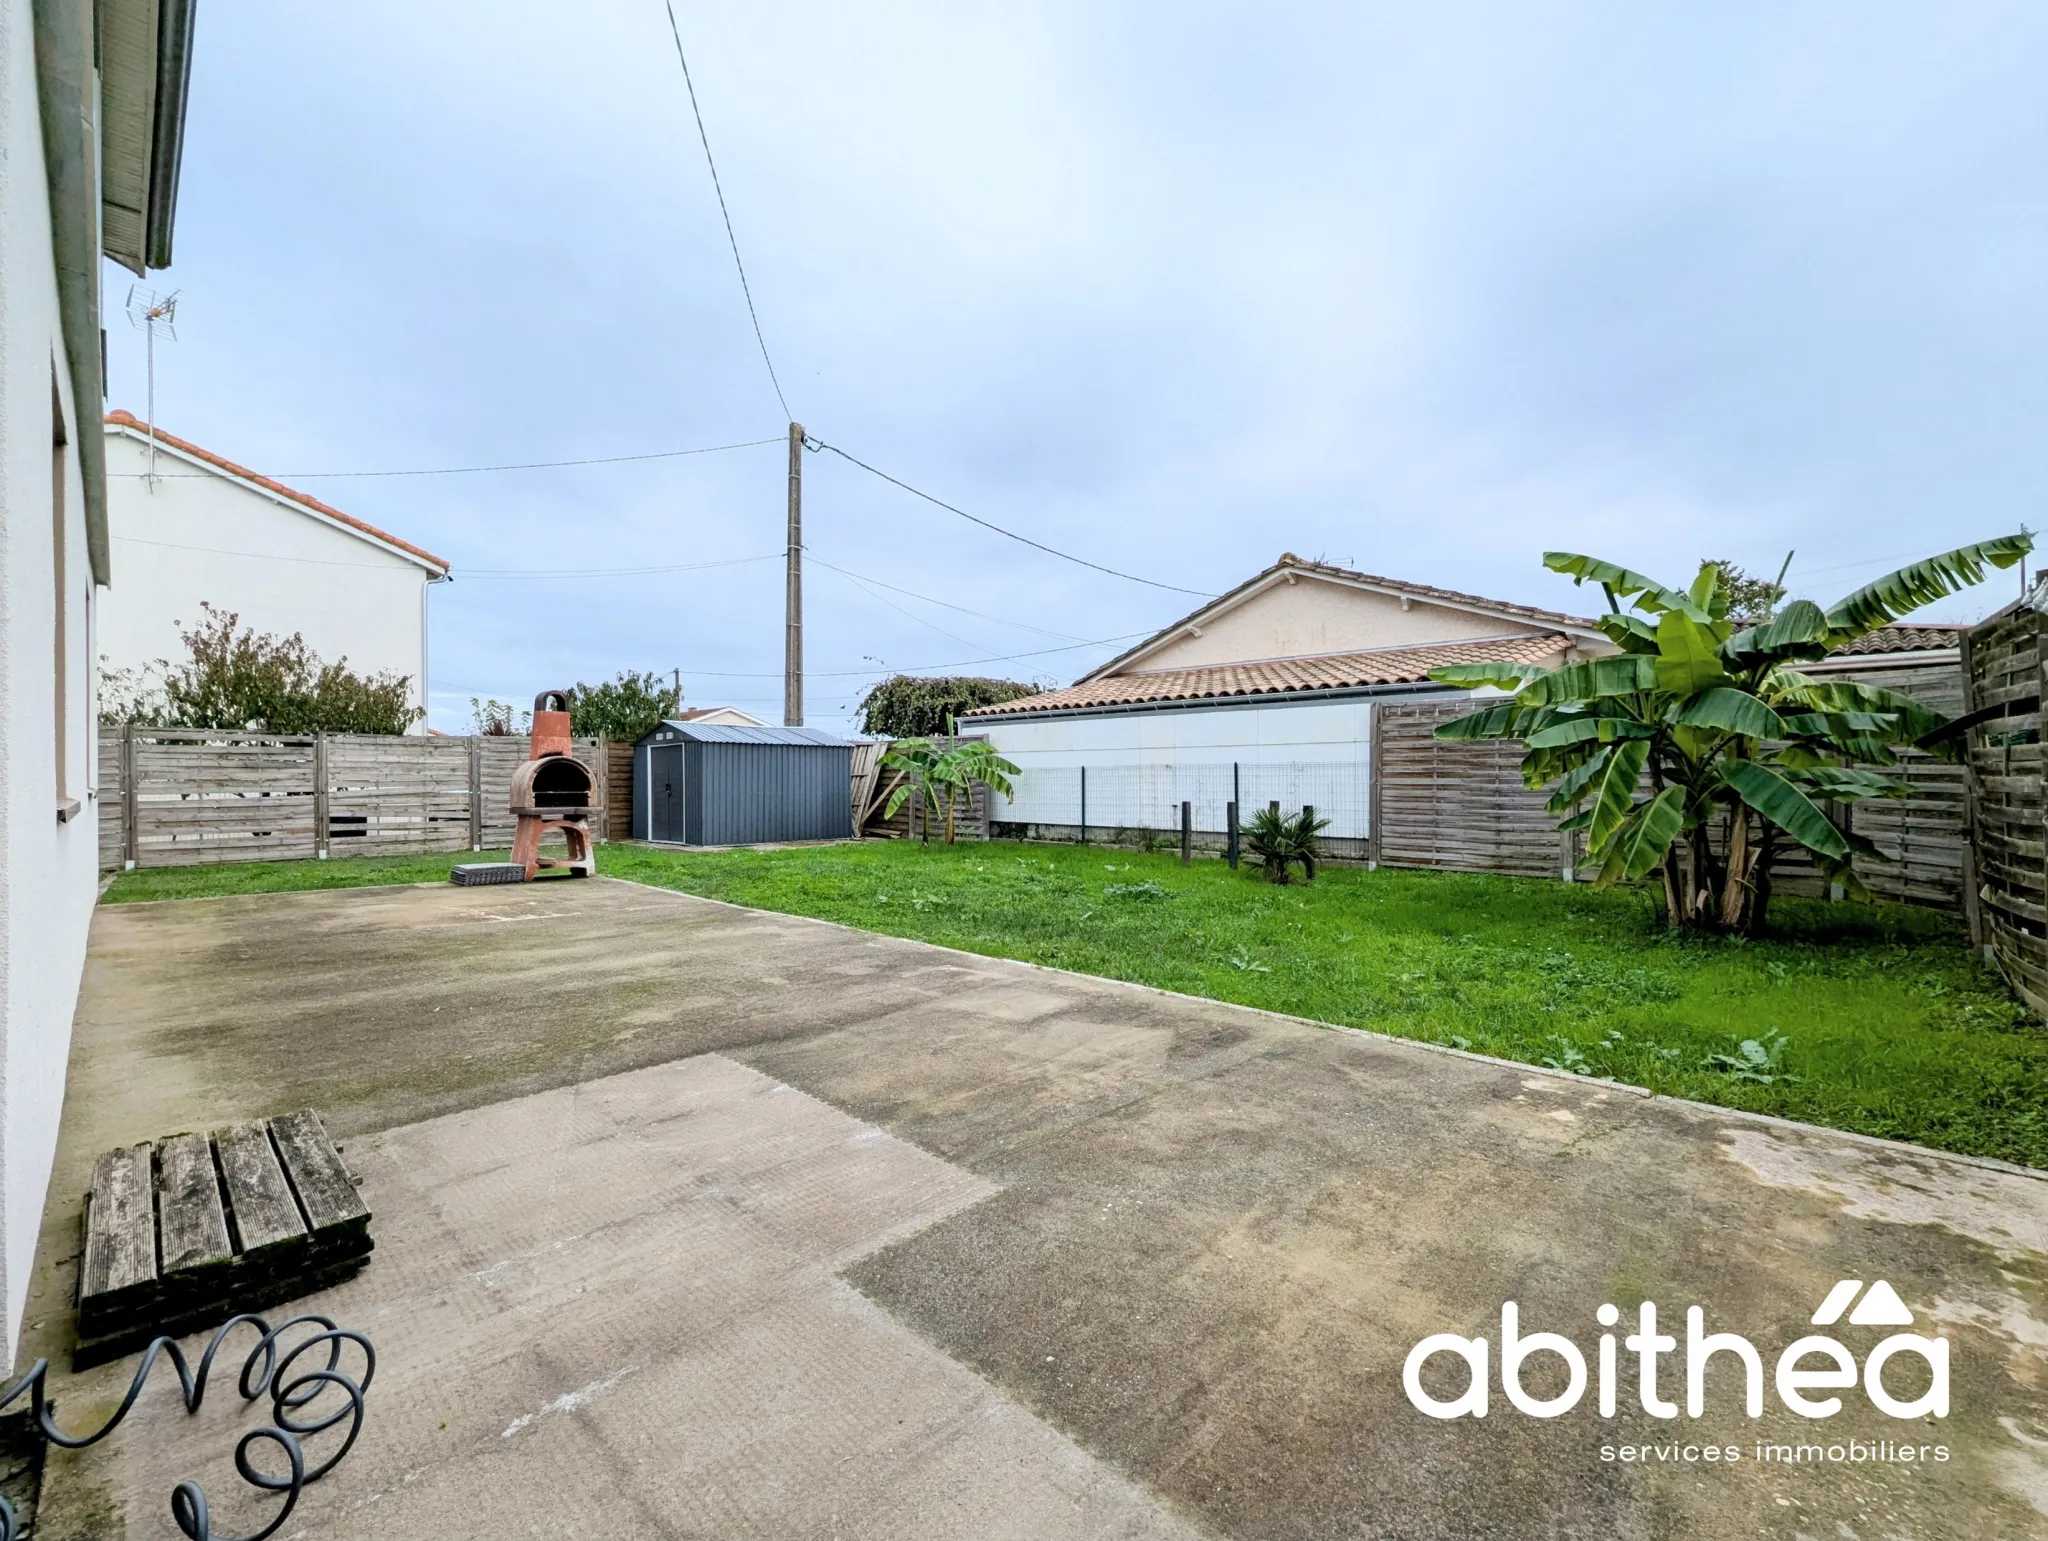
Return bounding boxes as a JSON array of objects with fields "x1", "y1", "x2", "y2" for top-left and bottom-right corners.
[
  {"x1": 102, "y1": 412, "x2": 451, "y2": 730},
  {"x1": 962, "y1": 554, "x2": 1613, "y2": 844}
]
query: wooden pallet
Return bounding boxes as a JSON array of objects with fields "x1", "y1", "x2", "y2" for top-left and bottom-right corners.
[{"x1": 76, "y1": 1111, "x2": 373, "y2": 1369}]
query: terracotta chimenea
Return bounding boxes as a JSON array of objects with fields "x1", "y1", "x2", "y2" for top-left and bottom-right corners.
[{"x1": 508, "y1": 689, "x2": 597, "y2": 880}]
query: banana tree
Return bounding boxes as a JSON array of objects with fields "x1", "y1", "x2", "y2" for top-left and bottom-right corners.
[
  {"x1": 1428, "y1": 535, "x2": 2030, "y2": 934},
  {"x1": 882, "y1": 739, "x2": 1020, "y2": 845}
]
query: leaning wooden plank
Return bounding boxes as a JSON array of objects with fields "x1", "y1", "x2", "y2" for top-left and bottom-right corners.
[
  {"x1": 156, "y1": 1132, "x2": 232, "y2": 1274},
  {"x1": 212, "y1": 1121, "x2": 308, "y2": 1256},
  {"x1": 78, "y1": 1145, "x2": 157, "y2": 1332},
  {"x1": 269, "y1": 1110, "x2": 370, "y2": 1240}
]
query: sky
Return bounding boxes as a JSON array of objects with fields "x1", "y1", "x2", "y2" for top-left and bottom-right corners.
[{"x1": 101, "y1": 1, "x2": 2048, "y2": 733}]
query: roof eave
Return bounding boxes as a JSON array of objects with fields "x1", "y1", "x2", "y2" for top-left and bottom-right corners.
[{"x1": 105, "y1": 419, "x2": 452, "y2": 574}]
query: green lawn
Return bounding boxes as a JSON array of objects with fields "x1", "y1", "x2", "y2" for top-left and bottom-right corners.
[{"x1": 105, "y1": 840, "x2": 2047, "y2": 1168}]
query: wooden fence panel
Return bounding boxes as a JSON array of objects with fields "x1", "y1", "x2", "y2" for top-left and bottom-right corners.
[
  {"x1": 1371, "y1": 702, "x2": 1573, "y2": 878},
  {"x1": 102, "y1": 730, "x2": 619, "y2": 869},
  {"x1": 605, "y1": 739, "x2": 634, "y2": 842},
  {"x1": 127, "y1": 732, "x2": 321, "y2": 867},
  {"x1": 1963, "y1": 604, "x2": 2047, "y2": 1014},
  {"x1": 98, "y1": 733, "x2": 125, "y2": 869},
  {"x1": 325, "y1": 735, "x2": 474, "y2": 856}
]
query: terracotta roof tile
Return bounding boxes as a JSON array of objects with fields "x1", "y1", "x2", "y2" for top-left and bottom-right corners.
[
  {"x1": 104, "y1": 411, "x2": 450, "y2": 572},
  {"x1": 1826, "y1": 623, "x2": 1965, "y2": 657},
  {"x1": 964, "y1": 633, "x2": 1574, "y2": 717}
]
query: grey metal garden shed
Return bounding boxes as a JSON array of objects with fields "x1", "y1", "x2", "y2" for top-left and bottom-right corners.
[{"x1": 632, "y1": 722, "x2": 854, "y2": 846}]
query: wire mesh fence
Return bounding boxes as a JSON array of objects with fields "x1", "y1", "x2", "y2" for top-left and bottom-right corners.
[{"x1": 1000, "y1": 761, "x2": 1370, "y2": 839}]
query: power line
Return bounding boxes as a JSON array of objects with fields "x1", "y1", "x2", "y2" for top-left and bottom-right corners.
[
  {"x1": 808, "y1": 439, "x2": 1210, "y2": 596},
  {"x1": 804, "y1": 550, "x2": 1093, "y2": 642},
  {"x1": 654, "y1": 630, "x2": 1156, "y2": 679},
  {"x1": 110, "y1": 436, "x2": 782, "y2": 480},
  {"x1": 463, "y1": 552, "x2": 782, "y2": 580},
  {"x1": 818, "y1": 562, "x2": 1000, "y2": 659},
  {"x1": 662, "y1": 0, "x2": 792, "y2": 421}
]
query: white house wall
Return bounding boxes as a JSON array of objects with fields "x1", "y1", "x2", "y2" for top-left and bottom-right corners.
[
  {"x1": 1132, "y1": 574, "x2": 1552, "y2": 673},
  {"x1": 101, "y1": 430, "x2": 434, "y2": 729},
  {"x1": 982, "y1": 695, "x2": 1441, "y2": 839},
  {"x1": 0, "y1": 0, "x2": 100, "y2": 1370}
]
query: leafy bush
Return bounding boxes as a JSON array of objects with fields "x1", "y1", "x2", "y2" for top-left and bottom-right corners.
[
  {"x1": 470, "y1": 698, "x2": 528, "y2": 736},
  {"x1": 108, "y1": 603, "x2": 420, "y2": 735},
  {"x1": 570, "y1": 670, "x2": 682, "y2": 740},
  {"x1": 1104, "y1": 881, "x2": 1168, "y2": 901},
  {"x1": 857, "y1": 674, "x2": 1039, "y2": 737}
]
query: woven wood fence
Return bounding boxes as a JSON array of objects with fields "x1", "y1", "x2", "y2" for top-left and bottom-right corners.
[
  {"x1": 98, "y1": 729, "x2": 616, "y2": 869},
  {"x1": 1961, "y1": 605, "x2": 2044, "y2": 1011}
]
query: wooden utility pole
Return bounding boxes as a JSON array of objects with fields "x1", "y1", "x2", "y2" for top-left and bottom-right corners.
[{"x1": 785, "y1": 422, "x2": 804, "y2": 725}]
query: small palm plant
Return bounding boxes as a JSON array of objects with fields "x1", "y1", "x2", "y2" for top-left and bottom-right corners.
[
  {"x1": 1244, "y1": 806, "x2": 1332, "y2": 884},
  {"x1": 882, "y1": 739, "x2": 1020, "y2": 845}
]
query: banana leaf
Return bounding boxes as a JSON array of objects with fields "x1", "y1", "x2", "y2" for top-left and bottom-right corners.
[
  {"x1": 1597, "y1": 613, "x2": 1661, "y2": 654},
  {"x1": 1783, "y1": 680, "x2": 1950, "y2": 742},
  {"x1": 1591, "y1": 786, "x2": 1685, "y2": 886},
  {"x1": 1516, "y1": 654, "x2": 1657, "y2": 706},
  {"x1": 1721, "y1": 600, "x2": 1830, "y2": 667},
  {"x1": 1544, "y1": 747, "x2": 1611, "y2": 813},
  {"x1": 1822, "y1": 534, "x2": 2031, "y2": 643},
  {"x1": 1525, "y1": 715, "x2": 1654, "y2": 749},
  {"x1": 1543, "y1": 553, "x2": 1706, "y2": 620},
  {"x1": 1585, "y1": 738, "x2": 1651, "y2": 853},
  {"x1": 1673, "y1": 687, "x2": 1785, "y2": 739},
  {"x1": 1434, "y1": 703, "x2": 1530, "y2": 740},
  {"x1": 1654, "y1": 611, "x2": 1729, "y2": 696},
  {"x1": 1429, "y1": 661, "x2": 1549, "y2": 690},
  {"x1": 1719, "y1": 760, "x2": 1851, "y2": 860},
  {"x1": 1796, "y1": 766, "x2": 1908, "y2": 801}
]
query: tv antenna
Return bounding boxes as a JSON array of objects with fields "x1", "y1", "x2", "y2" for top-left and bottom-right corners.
[{"x1": 125, "y1": 286, "x2": 179, "y2": 485}]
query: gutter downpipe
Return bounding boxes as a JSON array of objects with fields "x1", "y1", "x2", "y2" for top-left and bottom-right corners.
[{"x1": 32, "y1": 0, "x2": 109, "y2": 584}]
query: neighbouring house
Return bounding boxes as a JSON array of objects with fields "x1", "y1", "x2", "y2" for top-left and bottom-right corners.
[
  {"x1": 962, "y1": 553, "x2": 1614, "y2": 845},
  {"x1": 0, "y1": 0, "x2": 195, "y2": 1368},
  {"x1": 100, "y1": 413, "x2": 451, "y2": 730},
  {"x1": 673, "y1": 704, "x2": 769, "y2": 728}
]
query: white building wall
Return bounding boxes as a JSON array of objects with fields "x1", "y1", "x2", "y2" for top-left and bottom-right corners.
[
  {"x1": 981, "y1": 694, "x2": 1453, "y2": 839},
  {"x1": 1134, "y1": 576, "x2": 1554, "y2": 673},
  {"x1": 0, "y1": 0, "x2": 100, "y2": 1371},
  {"x1": 101, "y1": 429, "x2": 436, "y2": 729}
]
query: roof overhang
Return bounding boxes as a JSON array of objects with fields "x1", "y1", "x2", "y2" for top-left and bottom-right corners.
[{"x1": 98, "y1": 0, "x2": 198, "y2": 274}]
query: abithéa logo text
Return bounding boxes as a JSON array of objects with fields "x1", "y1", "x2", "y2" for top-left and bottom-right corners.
[{"x1": 1403, "y1": 1280, "x2": 1945, "y2": 1422}]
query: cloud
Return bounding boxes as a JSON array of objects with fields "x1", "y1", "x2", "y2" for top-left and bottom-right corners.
[{"x1": 110, "y1": 1, "x2": 2048, "y2": 728}]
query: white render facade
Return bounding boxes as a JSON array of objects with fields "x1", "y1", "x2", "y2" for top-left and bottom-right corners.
[
  {"x1": 101, "y1": 420, "x2": 448, "y2": 730},
  {"x1": 0, "y1": 0, "x2": 98, "y2": 1370},
  {"x1": 1, "y1": 0, "x2": 195, "y2": 1368},
  {"x1": 0, "y1": 0, "x2": 195, "y2": 1368}
]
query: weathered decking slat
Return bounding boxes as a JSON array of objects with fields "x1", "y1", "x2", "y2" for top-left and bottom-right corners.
[
  {"x1": 213, "y1": 1121, "x2": 308, "y2": 1256},
  {"x1": 156, "y1": 1132, "x2": 232, "y2": 1275},
  {"x1": 78, "y1": 1146, "x2": 157, "y2": 1332},
  {"x1": 76, "y1": 1110, "x2": 374, "y2": 1368},
  {"x1": 270, "y1": 1110, "x2": 369, "y2": 1239}
]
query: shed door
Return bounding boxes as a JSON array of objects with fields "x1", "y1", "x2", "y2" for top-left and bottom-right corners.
[{"x1": 650, "y1": 745, "x2": 685, "y2": 843}]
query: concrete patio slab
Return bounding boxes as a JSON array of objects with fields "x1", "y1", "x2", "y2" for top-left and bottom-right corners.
[
  {"x1": 36, "y1": 1055, "x2": 1195, "y2": 1539},
  {"x1": 25, "y1": 878, "x2": 2048, "y2": 1539}
]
